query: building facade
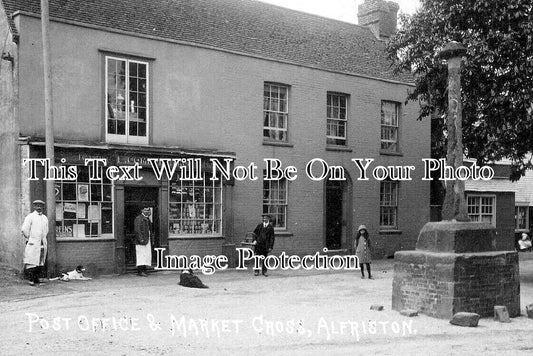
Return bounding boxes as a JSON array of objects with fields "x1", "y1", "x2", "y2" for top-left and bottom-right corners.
[{"x1": 0, "y1": 0, "x2": 430, "y2": 275}]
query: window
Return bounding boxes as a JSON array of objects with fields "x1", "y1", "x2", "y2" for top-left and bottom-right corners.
[
  {"x1": 263, "y1": 83, "x2": 288, "y2": 141},
  {"x1": 380, "y1": 180, "x2": 398, "y2": 228},
  {"x1": 327, "y1": 93, "x2": 347, "y2": 145},
  {"x1": 467, "y1": 195, "x2": 496, "y2": 226},
  {"x1": 263, "y1": 172, "x2": 287, "y2": 229},
  {"x1": 168, "y1": 173, "x2": 222, "y2": 236},
  {"x1": 106, "y1": 56, "x2": 149, "y2": 144},
  {"x1": 55, "y1": 165, "x2": 113, "y2": 238},
  {"x1": 515, "y1": 206, "x2": 529, "y2": 230},
  {"x1": 381, "y1": 101, "x2": 400, "y2": 151}
]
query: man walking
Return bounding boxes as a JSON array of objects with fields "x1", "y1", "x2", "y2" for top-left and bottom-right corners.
[
  {"x1": 134, "y1": 207, "x2": 153, "y2": 277},
  {"x1": 253, "y1": 214, "x2": 275, "y2": 277},
  {"x1": 21, "y1": 200, "x2": 48, "y2": 286}
]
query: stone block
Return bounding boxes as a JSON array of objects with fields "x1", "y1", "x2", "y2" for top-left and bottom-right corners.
[
  {"x1": 416, "y1": 221, "x2": 497, "y2": 253},
  {"x1": 400, "y1": 309, "x2": 418, "y2": 317},
  {"x1": 494, "y1": 306, "x2": 510, "y2": 322},
  {"x1": 370, "y1": 305, "x2": 384, "y2": 311},
  {"x1": 526, "y1": 304, "x2": 533, "y2": 319},
  {"x1": 449, "y1": 312, "x2": 480, "y2": 327}
]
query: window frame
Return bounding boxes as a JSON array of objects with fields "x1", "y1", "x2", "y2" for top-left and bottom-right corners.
[
  {"x1": 55, "y1": 165, "x2": 114, "y2": 240},
  {"x1": 168, "y1": 172, "x2": 223, "y2": 238},
  {"x1": 105, "y1": 55, "x2": 150, "y2": 145},
  {"x1": 262, "y1": 172, "x2": 288, "y2": 230},
  {"x1": 515, "y1": 205, "x2": 529, "y2": 231},
  {"x1": 380, "y1": 180, "x2": 398, "y2": 229},
  {"x1": 380, "y1": 100, "x2": 400, "y2": 152},
  {"x1": 326, "y1": 92, "x2": 348, "y2": 146},
  {"x1": 467, "y1": 194, "x2": 497, "y2": 227},
  {"x1": 263, "y1": 83, "x2": 289, "y2": 142}
]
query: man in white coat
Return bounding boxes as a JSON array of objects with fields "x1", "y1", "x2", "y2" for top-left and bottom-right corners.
[{"x1": 21, "y1": 200, "x2": 49, "y2": 286}]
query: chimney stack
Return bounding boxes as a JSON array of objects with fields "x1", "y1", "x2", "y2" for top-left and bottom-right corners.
[{"x1": 358, "y1": 0, "x2": 399, "y2": 40}]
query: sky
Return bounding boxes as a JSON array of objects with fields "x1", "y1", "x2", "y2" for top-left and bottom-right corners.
[{"x1": 257, "y1": 0, "x2": 420, "y2": 24}]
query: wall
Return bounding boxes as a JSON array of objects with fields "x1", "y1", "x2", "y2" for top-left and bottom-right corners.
[
  {"x1": 465, "y1": 191, "x2": 515, "y2": 251},
  {"x1": 56, "y1": 240, "x2": 115, "y2": 275},
  {"x1": 16, "y1": 15, "x2": 430, "y2": 260},
  {"x1": 0, "y1": 6, "x2": 22, "y2": 270}
]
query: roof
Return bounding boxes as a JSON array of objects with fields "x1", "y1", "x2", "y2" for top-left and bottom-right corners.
[
  {"x1": 1, "y1": 0, "x2": 411, "y2": 83},
  {"x1": 465, "y1": 178, "x2": 517, "y2": 193}
]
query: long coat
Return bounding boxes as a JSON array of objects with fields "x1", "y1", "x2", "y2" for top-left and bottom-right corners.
[
  {"x1": 354, "y1": 235, "x2": 372, "y2": 264},
  {"x1": 134, "y1": 214, "x2": 152, "y2": 245},
  {"x1": 21, "y1": 211, "x2": 48, "y2": 266},
  {"x1": 253, "y1": 223, "x2": 275, "y2": 254}
]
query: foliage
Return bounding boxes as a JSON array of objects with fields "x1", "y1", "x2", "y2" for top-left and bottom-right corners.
[{"x1": 387, "y1": 0, "x2": 533, "y2": 180}]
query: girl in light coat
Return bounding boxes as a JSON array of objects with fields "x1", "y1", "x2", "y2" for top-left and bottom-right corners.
[{"x1": 354, "y1": 225, "x2": 372, "y2": 279}]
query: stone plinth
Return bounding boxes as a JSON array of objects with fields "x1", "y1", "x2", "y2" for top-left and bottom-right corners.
[{"x1": 392, "y1": 222, "x2": 520, "y2": 319}]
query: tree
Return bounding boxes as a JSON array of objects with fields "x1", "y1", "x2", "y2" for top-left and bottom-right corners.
[{"x1": 387, "y1": 0, "x2": 533, "y2": 180}]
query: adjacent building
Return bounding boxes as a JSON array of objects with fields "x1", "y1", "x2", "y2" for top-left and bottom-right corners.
[{"x1": 0, "y1": 0, "x2": 430, "y2": 275}]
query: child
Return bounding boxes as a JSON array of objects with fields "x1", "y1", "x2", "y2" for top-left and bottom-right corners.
[{"x1": 354, "y1": 225, "x2": 373, "y2": 279}]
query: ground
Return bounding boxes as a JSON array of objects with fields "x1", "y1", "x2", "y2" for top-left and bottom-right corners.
[{"x1": 1, "y1": 254, "x2": 533, "y2": 355}]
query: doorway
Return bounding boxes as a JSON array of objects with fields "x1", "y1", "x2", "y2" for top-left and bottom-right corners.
[
  {"x1": 325, "y1": 180, "x2": 343, "y2": 249},
  {"x1": 124, "y1": 186, "x2": 159, "y2": 266}
]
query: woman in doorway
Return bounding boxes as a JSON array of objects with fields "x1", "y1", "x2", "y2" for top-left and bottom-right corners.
[{"x1": 354, "y1": 225, "x2": 373, "y2": 279}]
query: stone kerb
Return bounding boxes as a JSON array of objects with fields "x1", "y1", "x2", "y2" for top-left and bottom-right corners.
[{"x1": 392, "y1": 221, "x2": 520, "y2": 319}]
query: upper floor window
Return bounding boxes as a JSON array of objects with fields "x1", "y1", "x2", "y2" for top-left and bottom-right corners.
[
  {"x1": 327, "y1": 93, "x2": 347, "y2": 145},
  {"x1": 381, "y1": 101, "x2": 400, "y2": 152},
  {"x1": 105, "y1": 56, "x2": 149, "y2": 144},
  {"x1": 467, "y1": 195, "x2": 496, "y2": 226},
  {"x1": 263, "y1": 83, "x2": 288, "y2": 141}
]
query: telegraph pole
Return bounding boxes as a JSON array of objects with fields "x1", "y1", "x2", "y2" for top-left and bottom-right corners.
[{"x1": 41, "y1": 0, "x2": 57, "y2": 275}]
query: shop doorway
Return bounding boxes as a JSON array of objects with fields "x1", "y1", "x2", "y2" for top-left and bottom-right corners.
[{"x1": 124, "y1": 187, "x2": 159, "y2": 266}]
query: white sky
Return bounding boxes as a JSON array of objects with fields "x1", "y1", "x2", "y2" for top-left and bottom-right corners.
[{"x1": 257, "y1": 0, "x2": 420, "y2": 24}]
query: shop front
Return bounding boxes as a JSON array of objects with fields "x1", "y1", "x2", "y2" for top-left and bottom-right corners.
[{"x1": 22, "y1": 141, "x2": 235, "y2": 275}]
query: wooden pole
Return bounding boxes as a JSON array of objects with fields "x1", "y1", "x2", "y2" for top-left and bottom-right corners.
[{"x1": 41, "y1": 0, "x2": 57, "y2": 276}]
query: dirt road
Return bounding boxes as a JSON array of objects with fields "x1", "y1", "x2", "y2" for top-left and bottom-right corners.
[{"x1": 1, "y1": 257, "x2": 533, "y2": 355}]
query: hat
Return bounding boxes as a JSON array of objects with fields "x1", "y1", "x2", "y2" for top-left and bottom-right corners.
[
  {"x1": 522, "y1": 233, "x2": 529, "y2": 239},
  {"x1": 32, "y1": 200, "x2": 45, "y2": 205},
  {"x1": 262, "y1": 214, "x2": 271, "y2": 219},
  {"x1": 358, "y1": 225, "x2": 367, "y2": 232}
]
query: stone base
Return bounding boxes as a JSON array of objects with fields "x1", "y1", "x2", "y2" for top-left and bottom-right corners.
[{"x1": 392, "y1": 250, "x2": 520, "y2": 319}]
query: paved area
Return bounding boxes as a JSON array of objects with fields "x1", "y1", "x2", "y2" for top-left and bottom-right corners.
[{"x1": 1, "y1": 254, "x2": 533, "y2": 355}]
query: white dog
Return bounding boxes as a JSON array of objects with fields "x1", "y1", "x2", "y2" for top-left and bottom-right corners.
[{"x1": 51, "y1": 265, "x2": 92, "y2": 281}]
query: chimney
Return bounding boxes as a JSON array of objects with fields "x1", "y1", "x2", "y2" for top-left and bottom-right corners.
[{"x1": 357, "y1": 0, "x2": 399, "y2": 40}]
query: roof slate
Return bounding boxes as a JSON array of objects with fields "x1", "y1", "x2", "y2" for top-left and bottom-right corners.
[{"x1": 1, "y1": 0, "x2": 411, "y2": 82}]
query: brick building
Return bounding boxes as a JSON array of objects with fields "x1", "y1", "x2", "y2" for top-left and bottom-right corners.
[{"x1": 0, "y1": 0, "x2": 430, "y2": 275}]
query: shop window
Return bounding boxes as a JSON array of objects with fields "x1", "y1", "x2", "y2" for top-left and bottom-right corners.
[
  {"x1": 263, "y1": 171, "x2": 287, "y2": 229},
  {"x1": 326, "y1": 93, "x2": 348, "y2": 145},
  {"x1": 55, "y1": 165, "x2": 113, "y2": 238},
  {"x1": 168, "y1": 173, "x2": 223, "y2": 236},
  {"x1": 467, "y1": 195, "x2": 496, "y2": 226},
  {"x1": 380, "y1": 180, "x2": 398, "y2": 229},
  {"x1": 381, "y1": 100, "x2": 400, "y2": 152},
  {"x1": 263, "y1": 83, "x2": 289, "y2": 142},
  {"x1": 105, "y1": 56, "x2": 149, "y2": 144}
]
